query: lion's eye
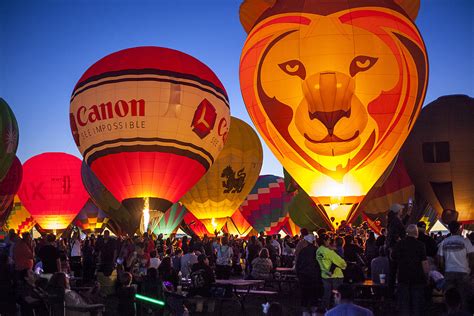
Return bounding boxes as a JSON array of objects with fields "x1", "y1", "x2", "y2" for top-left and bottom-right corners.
[
  {"x1": 278, "y1": 60, "x2": 306, "y2": 80},
  {"x1": 350, "y1": 55, "x2": 378, "y2": 77}
]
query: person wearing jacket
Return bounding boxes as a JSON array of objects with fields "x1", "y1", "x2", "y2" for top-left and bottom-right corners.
[
  {"x1": 316, "y1": 234, "x2": 347, "y2": 310},
  {"x1": 296, "y1": 234, "x2": 323, "y2": 316}
]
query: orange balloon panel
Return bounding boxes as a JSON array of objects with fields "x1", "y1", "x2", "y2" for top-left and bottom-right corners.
[
  {"x1": 239, "y1": 1, "x2": 428, "y2": 228},
  {"x1": 4, "y1": 196, "x2": 35, "y2": 234},
  {"x1": 223, "y1": 210, "x2": 253, "y2": 237},
  {"x1": 70, "y1": 47, "x2": 230, "y2": 210},
  {"x1": 402, "y1": 95, "x2": 474, "y2": 222},
  {"x1": 17, "y1": 153, "x2": 89, "y2": 230}
]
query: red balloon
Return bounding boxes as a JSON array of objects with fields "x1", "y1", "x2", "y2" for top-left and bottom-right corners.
[
  {"x1": 0, "y1": 156, "x2": 22, "y2": 217},
  {"x1": 17, "y1": 153, "x2": 89, "y2": 231}
]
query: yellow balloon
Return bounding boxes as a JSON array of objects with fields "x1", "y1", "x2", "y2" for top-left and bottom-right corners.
[
  {"x1": 181, "y1": 117, "x2": 263, "y2": 233},
  {"x1": 4, "y1": 196, "x2": 36, "y2": 234},
  {"x1": 239, "y1": 1, "x2": 428, "y2": 229}
]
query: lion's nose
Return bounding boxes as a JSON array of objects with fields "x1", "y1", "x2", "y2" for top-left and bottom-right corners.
[{"x1": 302, "y1": 72, "x2": 355, "y2": 135}]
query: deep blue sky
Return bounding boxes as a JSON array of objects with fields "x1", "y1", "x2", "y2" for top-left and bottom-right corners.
[{"x1": 1, "y1": 0, "x2": 473, "y2": 176}]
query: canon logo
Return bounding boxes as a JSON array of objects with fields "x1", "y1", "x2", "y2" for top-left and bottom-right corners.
[{"x1": 76, "y1": 99, "x2": 145, "y2": 127}]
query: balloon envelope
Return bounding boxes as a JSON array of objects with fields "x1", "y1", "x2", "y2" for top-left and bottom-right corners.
[
  {"x1": 288, "y1": 189, "x2": 330, "y2": 231},
  {"x1": 70, "y1": 46, "x2": 230, "y2": 223},
  {"x1": 239, "y1": 175, "x2": 292, "y2": 234},
  {"x1": 73, "y1": 199, "x2": 109, "y2": 234},
  {"x1": 18, "y1": 153, "x2": 89, "y2": 231},
  {"x1": 182, "y1": 212, "x2": 213, "y2": 237},
  {"x1": 0, "y1": 98, "x2": 19, "y2": 181},
  {"x1": 239, "y1": 0, "x2": 428, "y2": 228},
  {"x1": 0, "y1": 156, "x2": 22, "y2": 217},
  {"x1": 150, "y1": 202, "x2": 187, "y2": 236},
  {"x1": 402, "y1": 95, "x2": 474, "y2": 222},
  {"x1": 81, "y1": 161, "x2": 138, "y2": 235},
  {"x1": 223, "y1": 209, "x2": 253, "y2": 237},
  {"x1": 182, "y1": 117, "x2": 263, "y2": 232},
  {"x1": 4, "y1": 196, "x2": 35, "y2": 234}
]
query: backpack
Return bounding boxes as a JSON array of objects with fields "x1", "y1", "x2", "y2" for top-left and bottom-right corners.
[{"x1": 190, "y1": 269, "x2": 206, "y2": 289}]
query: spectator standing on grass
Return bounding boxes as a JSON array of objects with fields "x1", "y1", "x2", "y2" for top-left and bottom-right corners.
[
  {"x1": 437, "y1": 220, "x2": 474, "y2": 312},
  {"x1": 392, "y1": 224, "x2": 429, "y2": 316},
  {"x1": 215, "y1": 236, "x2": 233, "y2": 279},
  {"x1": 417, "y1": 221, "x2": 438, "y2": 258},
  {"x1": 296, "y1": 233, "x2": 322, "y2": 316},
  {"x1": 38, "y1": 234, "x2": 61, "y2": 275},
  {"x1": 317, "y1": 233, "x2": 347, "y2": 310}
]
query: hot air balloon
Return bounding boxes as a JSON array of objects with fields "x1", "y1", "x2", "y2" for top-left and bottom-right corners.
[
  {"x1": 81, "y1": 161, "x2": 136, "y2": 235},
  {"x1": 287, "y1": 189, "x2": 330, "y2": 231},
  {"x1": 239, "y1": 175, "x2": 292, "y2": 234},
  {"x1": 70, "y1": 46, "x2": 230, "y2": 232},
  {"x1": 360, "y1": 157, "x2": 414, "y2": 226},
  {"x1": 239, "y1": 0, "x2": 428, "y2": 228},
  {"x1": 0, "y1": 98, "x2": 19, "y2": 181},
  {"x1": 281, "y1": 217, "x2": 300, "y2": 237},
  {"x1": 182, "y1": 212, "x2": 213, "y2": 237},
  {"x1": 402, "y1": 95, "x2": 474, "y2": 223},
  {"x1": 0, "y1": 156, "x2": 22, "y2": 217},
  {"x1": 73, "y1": 199, "x2": 109, "y2": 234},
  {"x1": 223, "y1": 209, "x2": 253, "y2": 237},
  {"x1": 149, "y1": 202, "x2": 187, "y2": 236},
  {"x1": 3, "y1": 196, "x2": 35, "y2": 234},
  {"x1": 181, "y1": 117, "x2": 263, "y2": 232},
  {"x1": 17, "y1": 153, "x2": 89, "y2": 232}
]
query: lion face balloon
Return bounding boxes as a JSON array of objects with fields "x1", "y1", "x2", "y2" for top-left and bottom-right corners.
[{"x1": 240, "y1": 0, "x2": 428, "y2": 227}]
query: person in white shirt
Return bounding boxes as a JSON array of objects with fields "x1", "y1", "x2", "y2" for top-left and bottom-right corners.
[
  {"x1": 70, "y1": 232, "x2": 82, "y2": 277},
  {"x1": 149, "y1": 250, "x2": 161, "y2": 269},
  {"x1": 437, "y1": 221, "x2": 474, "y2": 312},
  {"x1": 180, "y1": 250, "x2": 198, "y2": 278},
  {"x1": 271, "y1": 235, "x2": 282, "y2": 257}
]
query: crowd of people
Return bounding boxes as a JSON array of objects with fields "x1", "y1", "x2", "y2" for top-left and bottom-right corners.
[{"x1": 0, "y1": 204, "x2": 473, "y2": 316}]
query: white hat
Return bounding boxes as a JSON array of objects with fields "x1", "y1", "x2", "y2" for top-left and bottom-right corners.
[
  {"x1": 304, "y1": 234, "x2": 315, "y2": 244},
  {"x1": 389, "y1": 203, "x2": 404, "y2": 213}
]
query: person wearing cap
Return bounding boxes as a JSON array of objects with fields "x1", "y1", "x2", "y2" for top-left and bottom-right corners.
[
  {"x1": 325, "y1": 283, "x2": 374, "y2": 316},
  {"x1": 316, "y1": 234, "x2": 347, "y2": 310},
  {"x1": 392, "y1": 224, "x2": 429, "y2": 316},
  {"x1": 296, "y1": 233, "x2": 322, "y2": 316},
  {"x1": 416, "y1": 221, "x2": 437, "y2": 258},
  {"x1": 437, "y1": 221, "x2": 474, "y2": 312}
]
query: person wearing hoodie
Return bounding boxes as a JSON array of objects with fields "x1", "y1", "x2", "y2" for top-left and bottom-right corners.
[
  {"x1": 296, "y1": 233, "x2": 323, "y2": 316},
  {"x1": 316, "y1": 234, "x2": 347, "y2": 310}
]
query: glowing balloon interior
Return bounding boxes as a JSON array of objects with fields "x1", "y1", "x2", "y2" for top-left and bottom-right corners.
[
  {"x1": 18, "y1": 153, "x2": 89, "y2": 231},
  {"x1": 70, "y1": 46, "x2": 230, "y2": 218},
  {"x1": 239, "y1": 0, "x2": 428, "y2": 228}
]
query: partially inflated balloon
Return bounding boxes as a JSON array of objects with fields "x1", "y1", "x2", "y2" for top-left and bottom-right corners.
[
  {"x1": 73, "y1": 199, "x2": 109, "y2": 234},
  {"x1": 3, "y1": 196, "x2": 35, "y2": 234},
  {"x1": 223, "y1": 209, "x2": 253, "y2": 237},
  {"x1": 239, "y1": 0, "x2": 428, "y2": 228},
  {"x1": 81, "y1": 161, "x2": 138, "y2": 235},
  {"x1": 17, "y1": 153, "x2": 89, "y2": 231},
  {"x1": 288, "y1": 189, "x2": 330, "y2": 231},
  {"x1": 0, "y1": 156, "x2": 22, "y2": 217},
  {"x1": 402, "y1": 95, "x2": 474, "y2": 222},
  {"x1": 239, "y1": 175, "x2": 292, "y2": 234},
  {"x1": 70, "y1": 47, "x2": 230, "y2": 226},
  {"x1": 0, "y1": 98, "x2": 19, "y2": 181},
  {"x1": 182, "y1": 117, "x2": 263, "y2": 232},
  {"x1": 182, "y1": 212, "x2": 213, "y2": 237},
  {"x1": 360, "y1": 157, "x2": 414, "y2": 223},
  {"x1": 150, "y1": 203, "x2": 187, "y2": 236},
  {"x1": 281, "y1": 217, "x2": 300, "y2": 237}
]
